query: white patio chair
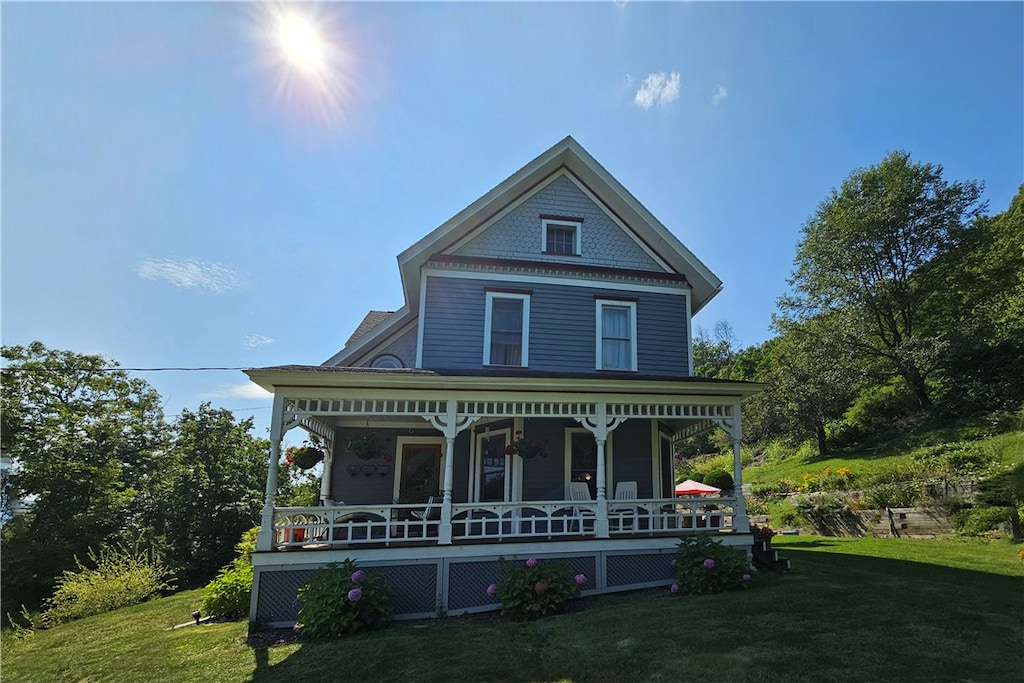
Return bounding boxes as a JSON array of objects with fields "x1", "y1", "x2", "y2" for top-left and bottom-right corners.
[
  {"x1": 410, "y1": 495, "x2": 441, "y2": 537},
  {"x1": 610, "y1": 481, "x2": 638, "y2": 531},
  {"x1": 569, "y1": 482, "x2": 595, "y2": 533}
]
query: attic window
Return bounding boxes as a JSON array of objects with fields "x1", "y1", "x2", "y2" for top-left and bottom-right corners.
[{"x1": 541, "y1": 218, "x2": 582, "y2": 256}]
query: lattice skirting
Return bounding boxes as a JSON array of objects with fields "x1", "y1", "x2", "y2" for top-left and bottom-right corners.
[{"x1": 254, "y1": 544, "x2": 728, "y2": 625}]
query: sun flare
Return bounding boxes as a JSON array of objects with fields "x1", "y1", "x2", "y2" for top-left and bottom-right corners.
[
  {"x1": 251, "y1": 2, "x2": 356, "y2": 126},
  {"x1": 276, "y1": 12, "x2": 327, "y2": 77}
]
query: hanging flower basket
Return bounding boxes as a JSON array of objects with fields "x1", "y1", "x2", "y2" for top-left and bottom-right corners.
[
  {"x1": 346, "y1": 434, "x2": 384, "y2": 460},
  {"x1": 505, "y1": 431, "x2": 547, "y2": 460},
  {"x1": 285, "y1": 445, "x2": 324, "y2": 471}
]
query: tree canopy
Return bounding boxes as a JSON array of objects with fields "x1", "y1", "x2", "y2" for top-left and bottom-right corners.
[{"x1": 779, "y1": 151, "x2": 985, "y2": 408}]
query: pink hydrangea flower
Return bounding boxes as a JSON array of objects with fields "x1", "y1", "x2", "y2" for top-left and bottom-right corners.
[
  {"x1": 534, "y1": 581, "x2": 548, "y2": 595},
  {"x1": 742, "y1": 573, "x2": 751, "y2": 581},
  {"x1": 670, "y1": 583, "x2": 680, "y2": 593},
  {"x1": 574, "y1": 574, "x2": 587, "y2": 585},
  {"x1": 350, "y1": 570, "x2": 365, "y2": 583},
  {"x1": 486, "y1": 583, "x2": 497, "y2": 596},
  {"x1": 703, "y1": 558, "x2": 715, "y2": 569},
  {"x1": 526, "y1": 557, "x2": 537, "y2": 567},
  {"x1": 347, "y1": 588, "x2": 362, "y2": 602}
]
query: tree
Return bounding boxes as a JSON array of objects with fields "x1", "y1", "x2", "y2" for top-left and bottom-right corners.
[
  {"x1": 148, "y1": 403, "x2": 269, "y2": 586},
  {"x1": 747, "y1": 318, "x2": 859, "y2": 456},
  {"x1": 0, "y1": 342, "x2": 168, "y2": 612},
  {"x1": 922, "y1": 185, "x2": 1024, "y2": 412},
  {"x1": 779, "y1": 151, "x2": 985, "y2": 408},
  {"x1": 974, "y1": 463, "x2": 1024, "y2": 541}
]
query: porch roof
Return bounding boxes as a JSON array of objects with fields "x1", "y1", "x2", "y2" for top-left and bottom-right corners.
[{"x1": 245, "y1": 365, "x2": 762, "y2": 398}]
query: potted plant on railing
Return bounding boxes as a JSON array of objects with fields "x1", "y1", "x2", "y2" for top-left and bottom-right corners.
[
  {"x1": 284, "y1": 442, "x2": 325, "y2": 471},
  {"x1": 505, "y1": 431, "x2": 547, "y2": 460}
]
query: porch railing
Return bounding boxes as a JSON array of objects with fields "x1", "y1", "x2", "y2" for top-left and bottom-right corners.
[{"x1": 271, "y1": 497, "x2": 739, "y2": 550}]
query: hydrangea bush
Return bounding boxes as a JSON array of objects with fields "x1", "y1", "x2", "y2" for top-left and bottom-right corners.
[
  {"x1": 671, "y1": 535, "x2": 753, "y2": 596},
  {"x1": 296, "y1": 559, "x2": 390, "y2": 637},
  {"x1": 489, "y1": 557, "x2": 584, "y2": 619}
]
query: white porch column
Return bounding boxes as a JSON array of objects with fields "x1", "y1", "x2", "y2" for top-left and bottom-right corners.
[
  {"x1": 256, "y1": 394, "x2": 286, "y2": 551},
  {"x1": 576, "y1": 403, "x2": 625, "y2": 539},
  {"x1": 730, "y1": 404, "x2": 750, "y2": 533},
  {"x1": 594, "y1": 434, "x2": 609, "y2": 538},
  {"x1": 423, "y1": 400, "x2": 478, "y2": 545},
  {"x1": 319, "y1": 449, "x2": 334, "y2": 504}
]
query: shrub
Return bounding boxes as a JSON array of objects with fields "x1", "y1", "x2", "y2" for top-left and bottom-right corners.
[
  {"x1": 199, "y1": 526, "x2": 258, "y2": 620},
  {"x1": 296, "y1": 560, "x2": 390, "y2": 637},
  {"x1": 43, "y1": 544, "x2": 174, "y2": 626},
  {"x1": 672, "y1": 536, "x2": 752, "y2": 595},
  {"x1": 794, "y1": 494, "x2": 867, "y2": 536},
  {"x1": 491, "y1": 557, "x2": 583, "y2": 620},
  {"x1": 952, "y1": 506, "x2": 1009, "y2": 536},
  {"x1": 702, "y1": 469, "x2": 734, "y2": 491},
  {"x1": 200, "y1": 564, "x2": 253, "y2": 620}
]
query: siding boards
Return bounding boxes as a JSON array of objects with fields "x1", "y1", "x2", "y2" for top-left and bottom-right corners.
[{"x1": 421, "y1": 276, "x2": 690, "y2": 376}]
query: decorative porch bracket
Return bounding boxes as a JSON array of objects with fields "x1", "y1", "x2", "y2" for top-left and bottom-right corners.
[
  {"x1": 423, "y1": 405, "x2": 480, "y2": 544},
  {"x1": 575, "y1": 404, "x2": 627, "y2": 538}
]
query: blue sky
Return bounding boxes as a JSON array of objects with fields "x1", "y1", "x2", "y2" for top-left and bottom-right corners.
[{"x1": 3, "y1": 1, "x2": 1021, "y2": 437}]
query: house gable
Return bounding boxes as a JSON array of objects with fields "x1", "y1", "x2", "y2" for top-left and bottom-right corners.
[{"x1": 451, "y1": 173, "x2": 665, "y2": 273}]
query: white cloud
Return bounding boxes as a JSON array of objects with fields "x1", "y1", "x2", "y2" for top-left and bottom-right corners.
[
  {"x1": 713, "y1": 84, "x2": 728, "y2": 105},
  {"x1": 204, "y1": 383, "x2": 272, "y2": 401},
  {"x1": 634, "y1": 72, "x2": 681, "y2": 109},
  {"x1": 245, "y1": 334, "x2": 277, "y2": 348},
  {"x1": 137, "y1": 258, "x2": 240, "y2": 293}
]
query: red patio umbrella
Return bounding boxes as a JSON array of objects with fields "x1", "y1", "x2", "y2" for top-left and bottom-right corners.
[{"x1": 674, "y1": 479, "x2": 721, "y2": 496}]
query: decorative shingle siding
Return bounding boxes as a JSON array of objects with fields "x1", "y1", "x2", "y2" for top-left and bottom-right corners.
[
  {"x1": 453, "y1": 174, "x2": 664, "y2": 272},
  {"x1": 358, "y1": 327, "x2": 417, "y2": 368},
  {"x1": 421, "y1": 276, "x2": 689, "y2": 376}
]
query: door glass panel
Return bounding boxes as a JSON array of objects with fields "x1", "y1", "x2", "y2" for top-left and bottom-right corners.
[
  {"x1": 479, "y1": 433, "x2": 509, "y2": 502},
  {"x1": 570, "y1": 432, "x2": 597, "y2": 499},
  {"x1": 398, "y1": 444, "x2": 441, "y2": 503}
]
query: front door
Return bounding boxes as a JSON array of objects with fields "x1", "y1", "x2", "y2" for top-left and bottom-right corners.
[
  {"x1": 475, "y1": 430, "x2": 513, "y2": 502},
  {"x1": 397, "y1": 443, "x2": 443, "y2": 503}
]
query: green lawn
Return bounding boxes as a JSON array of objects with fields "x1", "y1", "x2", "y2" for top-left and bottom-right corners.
[
  {"x1": 3, "y1": 537, "x2": 1022, "y2": 682},
  {"x1": 744, "y1": 429, "x2": 1024, "y2": 489}
]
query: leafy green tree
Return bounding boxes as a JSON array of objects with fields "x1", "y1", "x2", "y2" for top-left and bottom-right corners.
[
  {"x1": 746, "y1": 319, "x2": 859, "y2": 456},
  {"x1": 923, "y1": 185, "x2": 1024, "y2": 412},
  {"x1": 148, "y1": 403, "x2": 268, "y2": 586},
  {"x1": 1, "y1": 342, "x2": 168, "y2": 612},
  {"x1": 974, "y1": 463, "x2": 1024, "y2": 541},
  {"x1": 779, "y1": 151, "x2": 985, "y2": 408}
]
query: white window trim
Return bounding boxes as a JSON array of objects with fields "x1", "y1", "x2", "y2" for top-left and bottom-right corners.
[
  {"x1": 595, "y1": 299, "x2": 638, "y2": 371},
  {"x1": 483, "y1": 291, "x2": 530, "y2": 366},
  {"x1": 392, "y1": 436, "x2": 447, "y2": 503},
  {"x1": 541, "y1": 219, "x2": 582, "y2": 256}
]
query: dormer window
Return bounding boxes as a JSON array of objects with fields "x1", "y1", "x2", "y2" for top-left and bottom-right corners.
[{"x1": 541, "y1": 217, "x2": 582, "y2": 256}]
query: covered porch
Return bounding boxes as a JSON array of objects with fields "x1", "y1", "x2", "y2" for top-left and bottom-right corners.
[{"x1": 247, "y1": 367, "x2": 761, "y2": 554}]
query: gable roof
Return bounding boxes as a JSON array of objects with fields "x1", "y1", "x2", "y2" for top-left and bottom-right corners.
[
  {"x1": 344, "y1": 310, "x2": 394, "y2": 347},
  {"x1": 397, "y1": 135, "x2": 723, "y2": 314}
]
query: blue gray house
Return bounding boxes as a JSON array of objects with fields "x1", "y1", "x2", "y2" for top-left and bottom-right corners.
[{"x1": 245, "y1": 137, "x2": 760, "y2": 625}]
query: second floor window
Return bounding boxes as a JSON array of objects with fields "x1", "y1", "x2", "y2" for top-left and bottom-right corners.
[
  {"x1": 596, "y1": 299, "x2": 637, "y2": 371},
  {"x1": 485, "y1": 292, "x2": 530, "y2": 366}
]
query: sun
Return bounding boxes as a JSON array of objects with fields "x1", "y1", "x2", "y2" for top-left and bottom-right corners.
[
  {"x1": 250, "y1": 2, "x2": 356, "y2": 125},
  {"x1": 275, "y1": 12, "x2": 328, "y2": 78}
]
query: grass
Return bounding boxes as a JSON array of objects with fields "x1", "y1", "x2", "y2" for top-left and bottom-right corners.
[
  {"x1": 743, "y1": 429, "x2": 1024, "y2": 490},
  {"x1": 3, "y1": 537, "x2": 1022, "y2": 682}
]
